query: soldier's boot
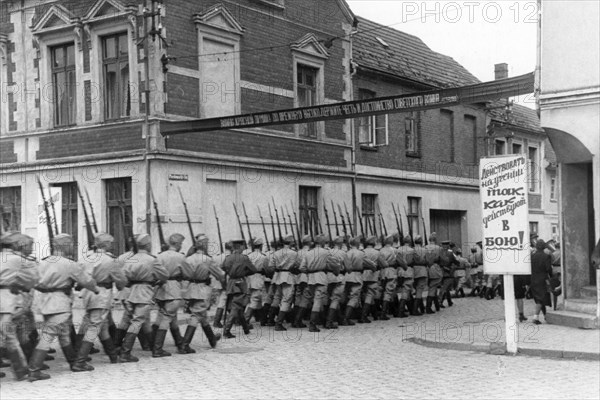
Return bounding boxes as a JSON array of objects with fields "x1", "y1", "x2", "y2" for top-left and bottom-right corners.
[
  {"x1": 287, "y1": 306, "x2": 297, "y2": 324},
  {"x1": 308, "y1": 312, "x2": 321, "y2": 333},
  {"x1": 265, "y1": 306, "x2": 278, "y2": 327},
  {"x1": 446, "y1": 292, "x2": 454, "y2": 306},
  {"x1": 61, "y1": 344, "x2": 78, "y2": 369},
  {"x1": 379, "y1": 301, "x2": 391, "y2": 321},
  {"x1": 486, "y1": 287, "x2": 495, "y2": 300},
  {"x1": 243, "y1": 308, "x2": 254, "y2": 330},
  {"x1": 239, "y1": 311, "x2": 252, "y2": 335},
  {"x1": 479, "y1": 286, "x2": 488, "y2": 298},
  {"x1": 496, "y1": 285, "x2": 504, "y2": 300},
  {"x1": 202, "y1": 324, "x2": 222, "y2": 348},
  {"x1": 391, "y1": 299, "x2": 401, "y2": 318},
  {"x1": 178, "y1": 326, "x2": 197, "y2": 354},
  {"x1": 398, "y1": 299, "x2": 408, "y2": 318},
  {"x1": 223, "y1": 313, "x2": 236, "y2": 339},
  {"x1": 358, "y1": 303, "x2": 372, "y2": 324},
  {"x1": 118, "y1": 333, "x2": 139, "y2": 363},
  {"x1": 324, "y1": 308, "x2": 339, "y2": 329},
  {"x1": 0, "y1": 371, "x2": 4, "y2": 378},
  {"x1": 470, "y1": 287, "x2": 479, "y2": 297},
  {"x1": 72, "y1": 334, "x2": 84, "y2": 353},
  {"x1": 70, "y1": 341, "x2": 95, "y2": 372},
  {"x1": 100, "y1": 339, "x2": 119, "y2": 364},
  {"x1": 213, "y1": 308, "x2": 224, "y2": 329},
  {"x1": 425, "y1": 297, "x2": 436, "y2": 314},
  {"x1": 113, "y1": 328, "x2": 127, "y2": 349},
  {"x1": 433, "y1": 297, "x2": 442, "y2": 311},
  {"x1": 170, "y1": 323, "x2": 184, "y2": 351},
  {"x1": 7, "y1": 349, "x2": 28, "y2": 381},
  {"x1": 274, "y1": 311, "x2": 288, "y2": 331},
  {"x1": 152, "y1": 330, "x2": 172, "y2": 358},
  {"x1": 148, "y1": 324, "x2": 159, "y2": 349},
  {"x1": 108, "y1": 323, "x2": 118, "y2": 343},
  {"x1": 343, "y1": 306, "x2": 356, "y2": 326},
  {"x1": 27, "y1": 349, "x2": 51, "y2": 382},
  {"x1": 259, "y1": 304, "x2": 271, "y2": 326},
  {"x1": 459, "y1": 288, "x2": 466, "y2": 298},
  {"x1": 137, "y1": 330, "x2": 150, "y2": 351},
  {"x1": 292, "y1": 307, "x2": 307, "y2": 328}
]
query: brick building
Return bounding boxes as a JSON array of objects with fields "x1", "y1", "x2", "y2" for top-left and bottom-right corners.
[{"x1": 0, "y1": 0, "x2": 545, "y2": 258}]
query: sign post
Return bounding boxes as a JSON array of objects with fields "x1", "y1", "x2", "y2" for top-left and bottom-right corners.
[{"x1": 479, "y1": 155, "x2": 531, "y2": 354}]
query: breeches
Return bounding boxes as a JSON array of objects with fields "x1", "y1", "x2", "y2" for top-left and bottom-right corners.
[
  {"x1": 36, "y1": 312, "x2": 72, "y2": 351},
  {"x1": 345, "y1": 283, "x2": 363, "y2": 308},
  {"x1": 79, "y1": 308, "x2": 111, "y2": 342},
  {"x1": 383, "y1": 279, "x2": 397, "y2": 302},
  {"x1": 156, "y1": 299, "x2": 185, "y2": 330},
  {"x1": 363, "y1": 281, "x2": 379, "y2": 304},
  {"x1": 300, "y1": 284, "x2": 327, "y2": 312},
  {"x1": 187, "y1": 299, "x2": 209, "y2": 327},
  {"x1": 273, "y1": 284, "x2": 294, "y2": 312}
]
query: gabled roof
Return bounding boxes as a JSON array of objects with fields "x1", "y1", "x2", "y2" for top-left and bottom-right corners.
[{"x1": 353, "y1": 16, "x2": 480, "y2": 88}]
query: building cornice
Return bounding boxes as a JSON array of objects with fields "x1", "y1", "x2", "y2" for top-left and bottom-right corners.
[{"x1": 540, "y1": 86, "x2": 600, "y2": 109}]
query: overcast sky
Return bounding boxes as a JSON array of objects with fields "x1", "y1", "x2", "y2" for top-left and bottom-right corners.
[{"x1": 346, "y1": 0, "x2": 538, "y2": 83}]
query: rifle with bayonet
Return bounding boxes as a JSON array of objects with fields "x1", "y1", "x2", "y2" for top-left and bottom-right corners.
[
  {"x1": 331, "y1": 201, "x2": 340, "y2": 237},
  {"x1": 355, "y1": 205, "x2": 365, "y2": 237},
  {"x1": 116, "y1": 188, "x2": 137, "y2": 254},
  {"x1": 422, "y1": 217, "x2": 429, "y2": 246},
  {"x1": 232, "y1": 202, "x2": 247, "y2": 249},
  {"x1": 178, "y1": 187, "x2": 195, "y2": 247},
  {"x1": 343, "y1": 203, "x2": 354, "y2": 237},
  {"x1": 48, "y1": 188, "x2": 59, "y2": 235},
  {"x1": 76, "y1": 183, "x2": 96, "y2": 251},
  {"x1": 403, "y1": 205, "x2": 415, "y2": 247},
  {"x1": 242, "y1": 202, "x2": 254, "y2": 247},
  {"x1": 84, "y1": 187, "x2": 98, "y2": 234},
  {"x1": 36, "y1": 176, "x2": 55, "y2": 254},
  {"x1": 257, "y1": 206, "x2": 271, "y2": 251},
  {"x1": 272, "y1": 197, "x2": 283, "y2": 243},
  {"x1": 315, "y1": 210, "x2": 323, "y2": 236},
  {"x1": 213, "y1": 205, "x2": 223, "y2": 254},
  {"x1": 337, "y1": 204, "x2": 348, "y2": 244},
  {"x1": 323, "y1": 204, "x2": 333, "y2": 243},
  {"x1": 280, "y1": 207, "x2": 288, "y2": 235},
  {"x1": 392, "y1": 203, "x2": 404, "y2": 246},
  {"x1": 291, "y1": 202, "x2": 302, "y2": 246},
  {"x1": 268, "y1": 203, "x2": 278, "y2": 248},
  {"x1": 284, "y1": 205, "x2": 297, "y2": 248},
  {"x1": 150, "y1": 186, "x2": 168, "y2": 252}
]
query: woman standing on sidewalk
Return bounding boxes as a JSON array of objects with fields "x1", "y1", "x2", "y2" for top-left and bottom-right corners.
[{"x1": 530, "y1": 239, "x2": 553, "y2": 324}]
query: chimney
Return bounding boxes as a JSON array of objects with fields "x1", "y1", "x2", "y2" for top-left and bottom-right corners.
[{"x1": 495, "y1": 63, "x2": 508, "y2": 80}]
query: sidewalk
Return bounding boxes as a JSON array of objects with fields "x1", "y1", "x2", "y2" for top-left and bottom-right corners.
[{"x1": 399, "y1": 297, "x2": 600, "y2": 360}]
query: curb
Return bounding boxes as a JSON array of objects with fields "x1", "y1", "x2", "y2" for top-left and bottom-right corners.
[{"x1": 407, "y1": 337, "x2": 600, "y2": 361}]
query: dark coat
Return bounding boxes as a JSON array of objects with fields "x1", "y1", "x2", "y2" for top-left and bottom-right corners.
[{"x1": 530, "y1": 250, "x2": 552, "y2": 305}]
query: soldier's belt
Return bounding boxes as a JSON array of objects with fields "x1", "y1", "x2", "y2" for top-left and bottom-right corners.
[
  {"x1": 0, "y1": 285, "x2": 21, "y2": 294},
  {"x1": 128, "y1": 280, "x2": 153, "y2": 285},
  {"x1": 35, "y1": 286, "x2": 72, "y2": 295},
  {"x1": 97, "y1": 282, "x2": 113, "y2": 289},
  {"x1": 168, "y1": 277, "x2": 184, "y2": 282},
  {"x1": 187, "y1": 278, "x2": 211, "y2": 284}
]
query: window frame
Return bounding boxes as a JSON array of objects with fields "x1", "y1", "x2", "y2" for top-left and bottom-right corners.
[
  {"x1": 405, "y1": 113, "x2": 420, "y2": 157},
  {"x1": 296, "y1": 64, "x2": 319, "y2": 138},
  {"x1": 357, "y1": 89, "x2": 388, "y2": 148},
  {"x1": 407, "y1": 197, "x2": 421, "y2": 236},
  {"x1": 0, "y1": 186, "x2": 21, "y2": 232},
  {"x1": 494, "y1": 139, "x2": 506, "y2": 156},
  {"x1": 299, "y1": 186, "x2": 320, "y2": 237},
  {"x1": 550, "y1": 174, "x2": 557, "y2": 202},
  {"x1": 50, "y1": 42, "x2": 77, "y2": 127},
  {"x1": 527, "y1": 145, "x2": 540, "y2": 193},
  {"x1": 361, "y1": 194, "x2": 377, "y2": 236},
  {"x1": 101, "y1": 31, "x2": 131, "y2": 121},
  {"x1": 292, "y1": 54, "x2": 325, "y2": 139},
  {"x1": 105, "y1": 177, "x2": 133, "y2": 256}
]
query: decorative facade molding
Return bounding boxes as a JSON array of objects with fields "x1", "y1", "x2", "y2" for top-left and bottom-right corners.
[
  {"x1": 290, "y1": 33, "x2": 329, "y2": 59},
  {"x1": 31, "y1": 4, "x2": 76, "y2": 35},
  {"x1": 193, "y1": 4, "x2": 244, "y2": 36}
]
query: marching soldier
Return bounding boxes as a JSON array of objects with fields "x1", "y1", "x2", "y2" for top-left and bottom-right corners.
[
  {"x1": 268, "y1": 235, "x2": 299, "y2": 331},
  {"x1": 298, "y1": 234, "x2": 330, "y2": 332},
  {"x1": 28, "y1": 234, "x2": 99, "y2": 381},
  {"x1": 360, "y1": 236, "x2": 383, "y2": 323},
  {"x1": 412, "y1": 235, "x2": 428, "y2": 316},
  {"x1": 378, "y1": 235, "x2": 397, "y2": 319},
  {"x1": 222, "y1": 239, "x2": 258, "y2": 338},
  {"x1": 244, "y1": 238, "x2": 271, "y2": 327},
  {"x1": 325, "y1": 236, "x2": 345, "y2": 329},
  {"x1": 453, "y1": 248, "x2": 469, "y2": 298},
  {"x1": 154, "y1": 233, "x2": 187, "y2": 355},
  {"x1": 292, "y1": 235, "x2": 312, "y2": 328},
  {"x1": 424, "y1": 234, "x2": 444, "y2": 313},
  {"x1": 396, "y1": 235, "x2": 415, "y2": 318},
  {"x1": 73, "y1": 233, "x2": 126, "y2": 371},
  {"x1": 116, "y1": 234, "x2": 169, "y2": 362},
  {"x1": 468, "y1": 242, "x2": 484, "y2": 296},
  {"x1": 211, "y1": 240, "x2": 231, "y2": 329},
  {"x1": 179, "y1": 234, "x2": 223, "y2": 352},
  {"x1": 259, "y1": 240, "x2": 278, "y2": 327},
  {"x1": 341, "y1": 236, "x2": 376, "y2": 326},
  {"x1": 438, "y1": 241, "x2": 457, "y2": 308},
  {"x1": 1, "y1": 233, "x2": 39, "y2": 381}
]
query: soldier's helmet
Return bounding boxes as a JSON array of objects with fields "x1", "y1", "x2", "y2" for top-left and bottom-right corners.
[
  {"x1": 136, "y1": 234, "x2": 152, "y2": 248},
  {"x1": 365, "y1": 235, "x2": 377, "y2": 246},
  {"x1": 283, "y1": 235, "x2": 295, "y2": 245},
  {"x1": 349, "y1": 235, "x2": 362, "y2": 247},
  {"x1": 403, "y1": 235, "x2": 412, "y2": 244},
  {"x1": 384, "y1": 234, "x2": 395, "y2": 245},
  {"x1": 414, "y1": 235, "x2": 423, "y2": 245},
  {"x1": 314, "y1": 234, "x2": 327, "y2": 245},
  {"x1": 95, "y1": 233, "x2": 114, "y2": 250},
  {"x1": 301, "y1": 235, "x2": 313, "y2": 245},
  {"x1": 168, "y1": 233, "x2": 185, "y2": 246},
  {"x1": 252, "y1": 237, "x2": 264, "y2": 248}
]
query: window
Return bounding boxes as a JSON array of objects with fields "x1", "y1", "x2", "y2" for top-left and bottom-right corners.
[
  {"x1": 407, "y1": 197, "x2": 421, "y2": 236},
  {"x1": 495, "y1": 140, "x2": 506, "y2": 155},
  {"x1": 464, "y1": 115, "x2": 477, "y2": 164},
  {"x1": 405, "y1": 114, "x2": 419, "y2": 155},
  {"x1": 102, "y1": 33, "x2": 130, "y2": 120},
  {"x1": 528, "y1": 146, "x2": 539, "y2": 192},
  {"x1": 361, "y1": 194, "x2": 377, "y2": 236},
  {"x1": 550, "y1": 174, "x2": 557, "y2": 201},
  {"x1": 106, "y1": 178, "x2": 132, "y2": 256},
  {"x1": 0, "y1": 187, "x2": 21, "y2": 231},
  {"x1": 357, "y1": 89, "x2": 388, "y2": 147},
  {"x1": 512, "y1": 142, "x2": 522, "y2": 155},
  {"x1": 440, "y1": 110, "x2": 454, "y2": 162},
  {"x1": 551, "y1": 224, "x2": 559, "y2": 241},
  {"x1": 299, "y1": 186, "x2": 319, "y2": 236},
  {"x1": 529, "y1": 222, "x2": 538, "y2": 236},
  {"x1": 53, "y1": 182, "x2": 78, "y2": 255},
  {"x1": 51, "y1": 43, "x2": 76, "y2": 126},
  {"x1": 297, "y1": 65, "x2": 318, "y2": 138}
]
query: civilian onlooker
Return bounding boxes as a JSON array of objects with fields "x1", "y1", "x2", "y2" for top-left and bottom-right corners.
[{"x1": 530, "y1": 239, "x2": 553, "y2": 324}]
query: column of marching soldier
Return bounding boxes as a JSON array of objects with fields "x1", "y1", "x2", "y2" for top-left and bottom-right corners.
[{"x1": 0, "y1": 183, "x2": 489, "y2": 383}]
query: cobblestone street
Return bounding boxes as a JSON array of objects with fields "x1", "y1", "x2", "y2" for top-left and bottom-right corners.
[{"x1": 1, "y1": 298, "x2": 598, "y2": 399}]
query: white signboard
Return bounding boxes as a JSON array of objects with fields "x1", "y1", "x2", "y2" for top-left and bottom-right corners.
[
  {"x1": 37, "y1": 187, "x2": 62, "y2": 260},
  {"x1": 479, "y1": 155, "x2": 531, "y2": 275}
]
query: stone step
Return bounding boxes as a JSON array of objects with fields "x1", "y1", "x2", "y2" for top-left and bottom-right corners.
[
  {"x1": 546, "y1": 309, "x2": 599, "y2": 329},
  {"x1": 581, "y1": 286, "x2": 598, "y2": 299},
  {"x1": 564, "y1": 298, "x2": 599, "y2": 315}
]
